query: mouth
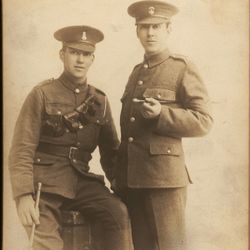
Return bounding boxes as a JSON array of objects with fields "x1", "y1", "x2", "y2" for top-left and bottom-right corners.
[
  {"x1": 146, "y1": 40, "x2": 157, "y2": 44},
  {"x1": 74, "y1": 66, "x2": 85, "y2": 70}
]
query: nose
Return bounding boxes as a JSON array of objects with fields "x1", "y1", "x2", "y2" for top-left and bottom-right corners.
[
  {"x1": 77, "y1": 53, "x2": 84, "y2": 63},
  {"x1": 147, "y1": 25, "x2": 154, "y2": 36}
]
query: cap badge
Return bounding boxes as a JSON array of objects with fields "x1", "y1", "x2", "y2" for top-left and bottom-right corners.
[
  {"x1": 81, "y1": 31, "x2": 87, "y2": 41},
  {"x1": 148, "y1": 6, "x2": 155, "y2": 15}
]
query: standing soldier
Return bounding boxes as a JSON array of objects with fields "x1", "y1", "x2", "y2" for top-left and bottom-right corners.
[
  {"x1": 114, "y1": 1, "x2": 213, "y2": 249},
  {"x1": 9, "y1": 25, "x2": 133, "y2": 250}
]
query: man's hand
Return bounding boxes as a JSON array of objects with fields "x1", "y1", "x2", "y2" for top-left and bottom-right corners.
[
  {"x1": 138, "y1": 97, "x2": 161, "y2": 119},
  {"x1": 17, "y1": 194, "x2": 40, "y2": 226}
]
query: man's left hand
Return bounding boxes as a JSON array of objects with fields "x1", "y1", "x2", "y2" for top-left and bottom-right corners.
[{"x1": 139, "y1": 98, "x2": 161, "y2": 119}]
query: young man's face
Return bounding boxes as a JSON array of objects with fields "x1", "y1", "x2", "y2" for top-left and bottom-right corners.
[
  {"x1": 60, "y1": 47, "x2": 94, "y2": 80},
  {"x1": 136, "y1": 23, "x2": 170, "y2": 56}
]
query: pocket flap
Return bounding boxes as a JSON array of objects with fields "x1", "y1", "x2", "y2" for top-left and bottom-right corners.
[
  {"x1": 150, "y1": 143, "x2": 181, "y2": 156},
  {"x1": 45, "y1": 103, "x2": 73, "y2": 115},
  {"x1": 143, "y1": 88, "x2": 176, "y2": 101},
  {"x1": 33, "y1": 152, "x2": 56, "y2": 165}
]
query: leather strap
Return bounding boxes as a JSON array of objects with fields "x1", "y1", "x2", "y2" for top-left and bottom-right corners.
[{"x1": 37, "y1": 142, "x2": 92, "y2": 163}]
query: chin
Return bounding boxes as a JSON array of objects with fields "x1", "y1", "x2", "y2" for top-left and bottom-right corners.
[
  {"x1": 145, "y1": 50, "x2": 159, "y2": 55},
  {"x1": 72, "y1": 72, "x2": 86, "y2": 78},
  {"x1": 144, "y1": 47, "x2": 158, "y2": 54}
]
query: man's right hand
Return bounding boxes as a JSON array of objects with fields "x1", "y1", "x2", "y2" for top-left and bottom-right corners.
[{"x1": 17, "y1": 194, "x2": 40, "y2": 226}]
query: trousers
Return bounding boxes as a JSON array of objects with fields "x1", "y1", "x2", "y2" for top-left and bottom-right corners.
[
  {"x1": 122, "y1": 187, "x2": 187, "y2": 250},
  {"x1": 25, "y1": 176, "x2": 133, "y2": 250}
]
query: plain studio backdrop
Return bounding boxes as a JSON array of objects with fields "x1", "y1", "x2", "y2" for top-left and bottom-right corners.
[{"x1": 3, "y1": 0, "x2": 249, "y2": 249}]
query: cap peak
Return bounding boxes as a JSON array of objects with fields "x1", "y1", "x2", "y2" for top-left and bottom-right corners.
[
  {"x1": 54, "y1": 25, "x2": 104, "y2": 52},
  {"x1": 128, "y1": 0, "x2": 178, "y2": 24}
]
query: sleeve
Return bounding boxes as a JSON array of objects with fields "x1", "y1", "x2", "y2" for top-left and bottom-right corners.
[
  {"x1": 155, "y1": 62, "x2": 213, "y2": 137},
  {"x1": 98, "y1": 97, "x2": 120, "y2": 183},
  {"x1": 8, "y1": 86, "x2": 44, "y2": 199}
]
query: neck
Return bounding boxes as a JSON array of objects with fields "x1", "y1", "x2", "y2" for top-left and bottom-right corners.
[
  {"x1": 145, "y1": 46, "x2": 168, "y2": 58},
  {"x1": 63, "y1": 71, "x2": 87, "y2": 85}
]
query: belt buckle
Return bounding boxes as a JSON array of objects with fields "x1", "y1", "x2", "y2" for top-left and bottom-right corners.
[{"x1": 69, "y1": 146, "x2": 78, "y2": 160}]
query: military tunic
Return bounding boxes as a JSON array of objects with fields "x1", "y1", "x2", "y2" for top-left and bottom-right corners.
[
  {"x1": 116, "y1": 49, "x2": 213, "y2": 250},
  {"x1": 9, "y1": 72, "x2": 133, "y2": 250},
  {"x1": 9, "y1": 72, "x2": 119, "y2": 199},
  {"x1": 117, "y1": 49, "x2": 213, "y2": 188}
]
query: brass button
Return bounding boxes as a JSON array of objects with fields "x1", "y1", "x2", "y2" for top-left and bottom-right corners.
[
  {"x1": 79, "y1": 124, "x2": 83, "y2": 129},
  {"x1": 128, "y1": 137, "x2": 134, "y2": 142},
  {"x1": 130, "y1": 117, "x2": 135, "y2": 122},
  {"x1": 72, "y1": 159, "x2": 77, "y2": 163},
  {"x1": 76, "y1": 142, "x2": 81, "y2": 147},
  {"x1": 57, "y1": 111, "x2": 62, "y2": 115},
  {"x1": 96, "y1": 120, "x2": 100, "y2": 124},
  {"x1": 75, "y1": 88, "x2": 80, "y2": 94},
  {"x1": 37, "y1": 158, "x2": 41, "y2": 162},
  {"x1": 167, "y1": 149, "x2": 171, "y2": 154},
  {"x1": 143, "y1": 64, "x2": 149, "y2": 69},
  {"x1": 157, "y1": 94, "x2": 161, "y2": 99},
  {"x1": 65, "y1": 129, "x2": 70, "y2": 133},
  {"x1": 137, "y1": 80, "x2": 143, "y2": 86}
]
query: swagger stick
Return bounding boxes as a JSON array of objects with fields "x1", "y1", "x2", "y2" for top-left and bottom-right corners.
[{"x1": 28, "y1": 182, "x2": 42, "y2": 250}]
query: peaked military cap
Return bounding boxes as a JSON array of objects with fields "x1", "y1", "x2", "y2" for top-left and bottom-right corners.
[
  {"x1": 54, "y1": 25, "x2": 104, "y2": 52},
  {"x1": 128, "y1": 0, "x2": 178, "y2": 24}
]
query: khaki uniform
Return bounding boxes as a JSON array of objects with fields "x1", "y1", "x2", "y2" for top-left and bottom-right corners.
[
  {"x1": 116, "y1": 49, "x2": 213, "y2": 249},
  {"x1": 9, "y1": 72, "x2": 133, "y2": 250},
  {"x1": 10, "y1": 73, "x2": 118, "y2": 199}
]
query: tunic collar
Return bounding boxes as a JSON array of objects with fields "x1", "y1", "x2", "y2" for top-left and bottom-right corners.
[
  {"x1": 143, "y1": 49, "x2": 170, "y2": 68},
  {"x1": 59, "y1": 71, "x2": 88, "y2": 93}
]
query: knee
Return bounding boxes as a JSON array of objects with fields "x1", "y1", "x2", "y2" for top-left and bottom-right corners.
[
  {"x1": 116, "y1": 201, "x2": 130, "y2": 220},
  {"x1": 108, "y1": 199, "x2": 130, "y2": 229}
]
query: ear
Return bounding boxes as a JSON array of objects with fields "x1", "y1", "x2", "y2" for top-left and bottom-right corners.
[
  {"x1": 91, "y1": 53, "x2": 95, "y2": 62},
  {"x1": 166, "y1": 22, "x2": 172, "y2": 34},
  {"x1": 59, "y1": 49, "x2": 64, "y2": 62},
  {"x1": 136, "y1": 26, "x2": 139, "y2": 38}
]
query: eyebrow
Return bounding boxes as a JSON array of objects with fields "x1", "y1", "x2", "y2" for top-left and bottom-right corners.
[
  {"x1": 68, "y1": 48, "x2": 91, "y2": 54},
  {"x1": 68, "y1": 48, "x2": 81, "y2": 53},
  {"x1": 138, "y1": 23, "x2": 162, "y2": 27}
]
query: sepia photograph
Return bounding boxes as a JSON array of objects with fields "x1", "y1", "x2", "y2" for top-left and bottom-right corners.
[{"x1": 3, "y1": 0, "x2": 249, "y2": 249}]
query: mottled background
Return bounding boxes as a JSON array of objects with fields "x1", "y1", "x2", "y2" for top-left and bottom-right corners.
[{"x1": 3, "y1": 0, "x2": 249, "y2": 249}]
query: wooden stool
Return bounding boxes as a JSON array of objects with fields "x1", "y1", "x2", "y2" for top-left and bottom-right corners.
[{"x1": 61, "y1": 210, "x2": 102, "y2": 250}]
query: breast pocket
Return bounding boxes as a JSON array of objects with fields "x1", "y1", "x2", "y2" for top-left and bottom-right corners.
[
  {"x1": 42, "y1": 103, "x2": 73, "y2": 137},
  {"x1": 143, "y1": 88, "x2": 176, "y2": 104}
]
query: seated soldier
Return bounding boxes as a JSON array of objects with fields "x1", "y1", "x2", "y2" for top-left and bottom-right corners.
[{"x1": 8, "y1": 25, "x2": 133, "y2": 250}]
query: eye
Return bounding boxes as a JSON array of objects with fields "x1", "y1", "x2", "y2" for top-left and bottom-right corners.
[
  {"x1": 82, "y1": 52, "x2": 92, "y2": 57},
  {"x1": 69, "y1": 50, "x2": 78, "y2": 55},
  {"x1": 137, "y1": 24, "x2": 148, "y2": 30},
  {"x1": 152, "y1": 24, "x2": 161, "y2": 29}
]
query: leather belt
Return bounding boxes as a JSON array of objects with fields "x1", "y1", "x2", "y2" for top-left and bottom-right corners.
[{"x1": 37, "y1": 142, "x2": 92, "y2": 163}]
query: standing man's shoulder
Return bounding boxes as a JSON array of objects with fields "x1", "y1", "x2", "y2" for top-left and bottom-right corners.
[
  {"x1": 169, "y1": 53, "x2": 189, "y2": 63},
  {"x1": 169, "y1": 53, "x2": 200, "y2": 73},
  {"x1": 168, "y1": 53, "x2": 204, "y2": 82}
]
